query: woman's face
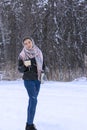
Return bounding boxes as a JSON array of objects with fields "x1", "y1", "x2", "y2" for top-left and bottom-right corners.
[{"x1": 23, "y1": 39, "x2": 33, "y2": 50}]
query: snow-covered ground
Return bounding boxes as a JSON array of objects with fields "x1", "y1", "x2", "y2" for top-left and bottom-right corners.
[{"x1": 0, "y1": 77, "x2": 87, "y2": 130}]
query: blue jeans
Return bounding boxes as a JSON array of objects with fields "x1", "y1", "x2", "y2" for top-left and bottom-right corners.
[{"x1": 24, "y1": 80, "x2": 41, "y2": 125}]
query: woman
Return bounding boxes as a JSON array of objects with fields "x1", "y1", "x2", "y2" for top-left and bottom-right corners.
[{"x1": 18, "y1": 37, "x2": 44, "y2": 130}]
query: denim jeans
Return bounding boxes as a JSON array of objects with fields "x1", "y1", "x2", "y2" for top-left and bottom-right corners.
[{"x1": 24, "y1": 80, "x2": 41, "y2": 125}]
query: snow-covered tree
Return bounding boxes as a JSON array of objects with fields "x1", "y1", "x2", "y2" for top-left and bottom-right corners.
[{"x1": 0, "y1": 0, "x2": 87, "y2": 80}]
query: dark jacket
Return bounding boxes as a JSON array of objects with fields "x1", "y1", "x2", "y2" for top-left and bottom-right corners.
[{"x1": 18, "y1": 57, "x2": 45, "y2": 80}]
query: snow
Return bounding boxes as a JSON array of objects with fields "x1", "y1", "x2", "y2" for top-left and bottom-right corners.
[
  {"x1": 79, "y1": 0, "x2": 85, "y2": 2},
  {"x1": 37, "y1": 0, "x2": 48, "y2": 8},
  {"x1": 0, "y1": 77, "x2": 87, "y2": 130}
]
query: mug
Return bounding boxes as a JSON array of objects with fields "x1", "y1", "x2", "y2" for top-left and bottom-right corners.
[{"x1": 24, "y1": 60, "x2": 31, "y2": 66}]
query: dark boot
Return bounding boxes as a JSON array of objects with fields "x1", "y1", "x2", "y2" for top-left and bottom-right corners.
[{"x1": 25, "y1": 123, "x2": 37, "y2": 130}]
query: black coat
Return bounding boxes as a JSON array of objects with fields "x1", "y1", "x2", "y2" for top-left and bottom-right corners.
[{"x1": 18, "y1": 57, "x2": 45, "y2": 80}]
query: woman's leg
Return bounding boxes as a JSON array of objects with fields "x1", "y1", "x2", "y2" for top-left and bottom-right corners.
[
  {"x1": 24, "y1": 80, "x2": 41, "y2": 125},
  {"x1": 35, "y1": 80, "x2": 41, "y2": 96}
]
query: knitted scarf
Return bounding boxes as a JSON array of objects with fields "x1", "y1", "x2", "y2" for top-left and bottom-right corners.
[{"x1": 19, "y1": 39, "x2": 43, "y2": 80}]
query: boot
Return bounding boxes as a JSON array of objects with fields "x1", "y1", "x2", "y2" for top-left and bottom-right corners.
[{"x1": 25, "y1": 123, "x2": 37, "y2": 130}]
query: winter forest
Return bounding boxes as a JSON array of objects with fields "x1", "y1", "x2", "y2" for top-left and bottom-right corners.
[{"x1": 0, "y1": 0, "x2": 87, "y2": 81}]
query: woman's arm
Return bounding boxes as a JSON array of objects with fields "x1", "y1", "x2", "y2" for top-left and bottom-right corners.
[
  {"x1": 42, "y1": 60, "x2": 45, "y2": 72},
  {"x1": 18, "y1": 57, "x2": 28, "y2": 73}
]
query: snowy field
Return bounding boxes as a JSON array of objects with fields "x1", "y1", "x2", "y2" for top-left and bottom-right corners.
[{"x1": 0, "y1": 77, "x2": 87, "y2": 130}]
